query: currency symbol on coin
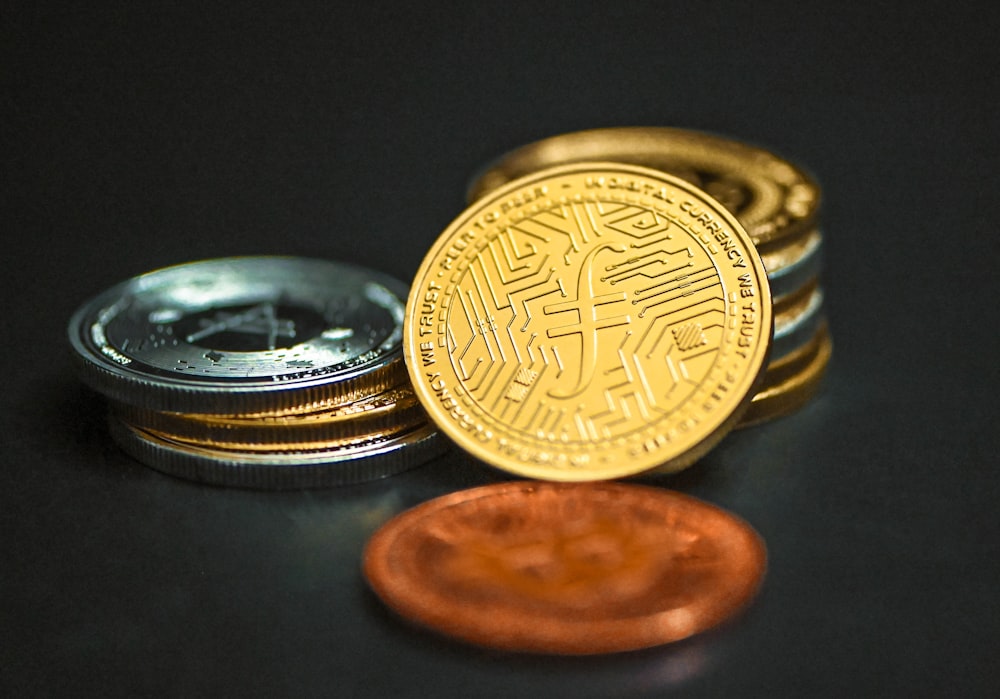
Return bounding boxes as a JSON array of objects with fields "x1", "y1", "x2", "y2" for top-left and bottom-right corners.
[
  {"x1": 186, "y1": 302, "x2": 296, "y2": 350},
  {"x1": 544, "y1": 243, "x2": 630, "y2": 398},
  {"x1": 405, "y1": 164, "x2": 771, "y2": 480}
]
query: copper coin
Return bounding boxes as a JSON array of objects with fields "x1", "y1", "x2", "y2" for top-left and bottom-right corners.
[{"x1": 363, "y1": 481, "x2": 766, "y2": 654}]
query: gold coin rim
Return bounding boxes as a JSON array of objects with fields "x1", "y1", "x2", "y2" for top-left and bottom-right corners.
[
  {"x1": 740, "y1": 321, "x2": 832, "y2": 427},
  {"x1": 466, "y1": 126, "x2": 820, "y2": 247},
  {"x1": 112, "y1": 385, "x2": 426, "y2": 449}
]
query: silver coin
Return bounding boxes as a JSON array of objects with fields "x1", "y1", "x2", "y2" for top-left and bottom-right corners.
[
  {"x1": 69, "y1": 257, "x2": 408, "y2": 413},
  {"x1": 108, "y1": 414, "x2": 447, "y2": 489}
]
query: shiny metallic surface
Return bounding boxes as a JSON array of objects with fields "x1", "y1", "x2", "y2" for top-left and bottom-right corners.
[
  {"x1": 772, "y1": 275, "x2": 817, "y2": 317},
  {"x1": 13, "y1": 6, "x2": 993, "y2": 694},
  {"x1": 763, "y1": 229, "x2": 823, "y2": 301},
  {"x1": 772, "y1": 286, "x2": 825, "y2": 361},
  {"x1": 405, "y1": 163, "x2": 772, "y2": 481},
  {"x1": 465, "y1": 126, "x2": 820, "y2": 248},
  {"x1": 739, "y1": 321, "x2": 832, "y2": 427},
  {"x1": 112, "y1": 385, "x2": 428, "y2": 450},
  {"x1": 69, "y1": 257, "x2": 408, "y2": 413},
  {"x1": 363, "y1": 481, "x2": 767, "y2": 655},
  {"x1": 107, "y1": 415, "x2": 446, "y2": 489},
  {"x1": 729, "y1": 286, "x2": 828, "y2": 426}
]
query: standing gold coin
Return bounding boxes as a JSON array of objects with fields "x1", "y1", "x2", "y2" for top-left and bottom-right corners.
[{"x1": 405, "y1": 163, "x2": 771, "y2": 480}]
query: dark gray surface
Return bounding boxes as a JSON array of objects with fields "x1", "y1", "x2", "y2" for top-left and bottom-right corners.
[{"x1": 3, "y1": 2, "x2": 998, "y2": 697}]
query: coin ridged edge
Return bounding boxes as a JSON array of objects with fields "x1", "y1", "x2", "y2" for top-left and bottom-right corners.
[
  {"x1": 773, "y1": 288, "x2": 824, "y2": 361},
  {"x1": 739, "y1": 321, "x2": 832, "y2": 428},
  {"x1": 765, "y1": 229, "x2": 823, "y2": 301},
  {"x1": 67, "y1": 256, "x2": 409, "y2": 414},
  {"x1": 110, "y1": 385, "x2": 427, "y2": 449},
  {"x1": 73, "y1": 352, "x2": 408, "y2": 414},
  {"x1": 107, "y1": 415, "x2": 446, "y2": 489}
]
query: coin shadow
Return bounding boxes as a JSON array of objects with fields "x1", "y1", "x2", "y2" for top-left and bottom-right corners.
[
  {"x1": 631, "y1": 452, "x2": 717, "y2": 492},
  {"x1": 404, "y1": 446, "x2": 725, "y2": 499}
]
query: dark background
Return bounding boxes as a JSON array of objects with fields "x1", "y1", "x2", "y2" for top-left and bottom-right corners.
[{"x1": 3, "y1": 2, "x2": 998, "y2": 697}]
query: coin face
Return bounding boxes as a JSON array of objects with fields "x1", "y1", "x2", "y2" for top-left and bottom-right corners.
[
  {"x1": 466, "y1": 127, "x2": 820, "y2": 250},
  {"x1": 363, "y1": 481, "x2": 767, "y2": 654},
  {"x1": 69, "y1": 257, "x2": 408, "y2": 413},
  {"x1": 405, "y1": 163, "x2": 771, "y2": 480}
]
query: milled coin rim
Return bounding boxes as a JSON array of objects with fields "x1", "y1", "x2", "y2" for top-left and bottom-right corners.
[
  {"x1": 108, "y1": 414, "x2": 446, "y2": 489},
  {"x1": 764, "y1": 229, "x2": 823, "y2": 301},
  {"x1": 773, "y1": 286, "x2": 824, "y2": 361},
  {"x1": 739, "y1": 320, "x2": 832, "y2": 427},
  {"x1": 112, "y1": 385, "x2": 429, "y2": 450}
]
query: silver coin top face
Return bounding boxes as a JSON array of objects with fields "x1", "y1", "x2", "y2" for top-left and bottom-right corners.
[{"x1": 69, "y1": 257, "x2": 407, "y2": 402}]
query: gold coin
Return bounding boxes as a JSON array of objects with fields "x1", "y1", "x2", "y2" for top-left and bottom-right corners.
[
  {"x1": 739, "y1": 321, "x2": 831, "y2": 427},
  {"x1": 112, "y1": 385, "x2": 428, "y2": 451},
  {"x1": 733, "y1": 286, "x2": 828, "y2": 427},
  {"x1": 405, "y1": 163, "x2": 772, "y2": 480},
  {"x1": 466, "y1": 127, "x2": 820, "y2": 251}
]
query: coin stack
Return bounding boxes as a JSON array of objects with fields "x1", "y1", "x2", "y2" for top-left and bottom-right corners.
[
  {"x1": 465, "y1": 127, "x2": 831, "y2": 427},
  {"x1": 68, "y1": 256, "x2": 444, "y2": 488}
]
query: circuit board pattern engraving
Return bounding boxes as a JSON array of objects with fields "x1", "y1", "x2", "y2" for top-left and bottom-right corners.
[
  {"x1": 447, "y1": 199, "x2": 726, "y2": 446},
  {"x1": 406, "y1": 165, "x2": 770, "y2": 479}
]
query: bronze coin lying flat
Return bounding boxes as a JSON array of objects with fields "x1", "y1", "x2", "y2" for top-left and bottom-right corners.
[{"x1": 363, "y1": 481, "x2": 766, "y2": 655}]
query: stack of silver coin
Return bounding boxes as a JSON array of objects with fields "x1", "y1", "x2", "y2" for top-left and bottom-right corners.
[
  {"x1": 68, "y1": 257, "x2": 444, "y2": 488},
  {"x1": 464, "y1": 127, "x2": 831, "y2": 427}
]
